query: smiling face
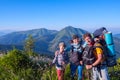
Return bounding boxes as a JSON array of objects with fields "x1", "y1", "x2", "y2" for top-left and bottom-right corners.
[
  {"x1": 83, "y1": 33, "x2": 93, "y2": 45},
  {"x1": 84, "y1": 36, "x2": 92, "y2": 45},
  {"x1": 59, "y1": 45, "x2": 65, "y2": 52},
  {"x1": 73, "y1": 38, "x2": 80, "y2": 44},
  {"x1": 59, "y1": 42, "x2": 66, "y2": 52}
]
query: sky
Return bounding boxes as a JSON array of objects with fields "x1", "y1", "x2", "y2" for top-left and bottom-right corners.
[{"x1": 0, "y1": 0, "x2": 120, "y2": 34}]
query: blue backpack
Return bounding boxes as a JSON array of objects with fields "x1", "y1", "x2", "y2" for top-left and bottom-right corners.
[{"x1": 93, "y1": 27, "x2": 117, "y2": 67}]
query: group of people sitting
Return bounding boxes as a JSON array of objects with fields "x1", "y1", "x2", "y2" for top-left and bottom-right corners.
[{"x1": 51, "y1": 28, "x2": 111, "y2": 80}]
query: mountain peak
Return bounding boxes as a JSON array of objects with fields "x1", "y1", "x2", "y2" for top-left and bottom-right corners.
[
  {"x1": 64, "y1": 26, "x2": 74, "y2": 29},
  {"x1": 62, "y1": 26, "x2": 87, "y2": 34},
  {"x1": 49, "y1": 26, "x2": 88, "y2": 52}
]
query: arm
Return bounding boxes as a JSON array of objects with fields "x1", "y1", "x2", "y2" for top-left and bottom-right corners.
[
  {"x1": 52, "y1": 51, "x2": 58, "y2": 64},
  {"x1": 64, "y1": 53, "x2": 69, "y2": 64},
  {"x1": 92, "y1": 54, "x2": 102, "y2": 66},
  {"x1": 92, "y1": 47, "x2": 103, "y2": 66},
  {"x1": 86, "y1": 48, "x2": 103, "y2": 69}
]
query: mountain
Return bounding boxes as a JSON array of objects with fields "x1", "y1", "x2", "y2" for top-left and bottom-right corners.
[
  {"x1": 0, "y1": 26, "x2": 120, "y2": 58},
  {"x1": 0, "y1": 28, "x2": 58, "y2": 45},
  {"x1": 0, "y1": 26, "x2": 87, "y2": 53},
  {"x1": 114, "y1": 34, "x2": 120, "y2": 39},
  {"x1": 0, "y1": 44, "x2": 23, "y2": 52},
  {"x1": 0, "y1": 30, "x2": 15, "y2": 36},
  {"x1": 0, "y1": 32, "x2": 6, "y2": 36},
  {"x1": 0, "y1": 28, "x2": 58, "y2": 54},
  {"x1": 113, "y1": 34, "x2": 120, "y2": 58},
  {"x1": 114, "y1": 37, "x2": 120, "y2": 58},
  {"x1": 49, "y1": 26, "x2": 88, "y2": 52}
]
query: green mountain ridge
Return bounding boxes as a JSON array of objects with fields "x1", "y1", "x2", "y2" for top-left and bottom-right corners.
[
  {"x1": 49, "y1": 26, "x2": 88, "y2": 52},
  {"x1": 0, "y1": 28, "x2": 58, "y2": 45},
  {"x1": 0, "y1": 26, "x2": 120, "y2": 58}
]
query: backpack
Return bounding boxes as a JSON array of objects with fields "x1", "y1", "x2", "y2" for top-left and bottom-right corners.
[
  {"x1": 93, "y1": 27, "x2": 117, "y2": 67},
  {"x1": 69, "y1": 45, "x2": 83, "y2": 65},
  {"x1": 82, "y1": 42, "x2": 107, "y2": 66},
  {"x1": 95, "y1": 40, "x2": 117, "y2": 67},
  {"x1": 82, "y1": 45, "x2": 96, "y2": 65}
]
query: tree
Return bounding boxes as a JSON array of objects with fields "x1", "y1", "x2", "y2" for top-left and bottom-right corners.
[
  {"x1": 0, "y1": 49, "x2": 44, "y2": 80},
  {"x1": 108, "y1": 58, "x2": 120, "y2": 80},
  {"x1": 24, "y1": 34, "x2": 35, "y2": 56}
]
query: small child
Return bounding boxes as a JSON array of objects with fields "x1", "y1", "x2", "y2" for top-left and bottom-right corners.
[
  {"x1": 51, "y1": 41, "x2": 69, "y2": 80},
  {"x1": 69, "y1": 35, "x2": 84, "y2": 80}
]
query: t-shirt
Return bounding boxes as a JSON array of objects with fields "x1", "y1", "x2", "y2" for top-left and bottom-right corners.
[
  {"x1": 93, "y1": 43, "x2": 104, "y2": 62},
  {"x1": 52, "y1": 50, "x2": 69, "y2": 70}
]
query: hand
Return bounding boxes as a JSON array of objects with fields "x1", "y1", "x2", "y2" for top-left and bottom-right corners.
[
  {"x1": 80, "y1": 61, "x2": 83, "y2": 65},
  {"x1": 86, "y1": 65, "x2": 92, "y2": 70},
  {"x1": 55, "y1": 51, "x2": 59, "y2": 56},
  {"x1": 62, "y1": 61, "x2": 66, "y2": 69},
  {"x1": 49, "y1": 62, "x2": 53, "y2": 67},
  {"x1": 62, "y1": 61, "x2": 65, "y2": 65}
]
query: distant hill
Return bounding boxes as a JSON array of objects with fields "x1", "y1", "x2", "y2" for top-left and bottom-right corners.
[
  {"x1": 0, "y1": 26, "x2": 119, "y2": 58},
  {"x1": 0, "y1": 28, "x2": 58, "y2": 45},
  {"x1": 0, "y1": 44, "x2": 23, "y2": 52},
  {"x1": 0, "y1": 30, "x2": 15, "y2": 36},
  {"x1": 114, "y1": 34, "x2": 120, "y2": 39},
  {"x1": 114, "y1": 37, "x2": 120, "y2": 58},
  {"x1": 0, "y1": 32, "x2": 6, "y2": 36},
  {"x1": 49, "y1": 26, "x2": 87, "y2": 52},
  {"x1": 0, "y1": 28, "x2": 58, "y2": 54},
  {"x1": 0, "y1": 26, "x2": 87, "y2": 53},
  {"x1": 113, "y1": 34, "x2": 120, "y2": 58}
]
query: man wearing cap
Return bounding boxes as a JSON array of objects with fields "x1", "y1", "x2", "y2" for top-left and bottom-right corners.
[{"x1": 83, "y1": 33, "x2": 110, "y2": 80}]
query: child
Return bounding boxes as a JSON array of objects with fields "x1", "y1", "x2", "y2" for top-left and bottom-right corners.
[
  {"x1": 69, "y1": 35, "x2": 84, "y2": 80},
  {"x1": 51, "y1": 41, "x2": 69, "y2": 80}
]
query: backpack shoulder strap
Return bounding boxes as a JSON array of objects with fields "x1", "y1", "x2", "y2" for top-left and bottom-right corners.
[
  {"x1": 78, "y1": 44, "x2": 84, "y2": 52},
  {"x1": 93, "y1": 42, "x2": 105, "y2": 60},
  {"x1": 93, "y1": 46, "x2": 103, "y2": 50},
  {"x1": 70, "y1": 45, "x2": 74, "y2": 52},
  {"x1": 92, "y1": 42, "x2": 104, "y2": 57},
  {"x1": 93, "y1": 42, "x2": 103, "y2": 50},
  {"x1": 83, "y1": 45, "x2": 93, "y2": 54}
]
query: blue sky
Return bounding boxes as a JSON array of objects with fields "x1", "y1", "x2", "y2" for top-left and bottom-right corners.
[{"x1": 0, "y1": 0, "x2": 120, "y2": 34}]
